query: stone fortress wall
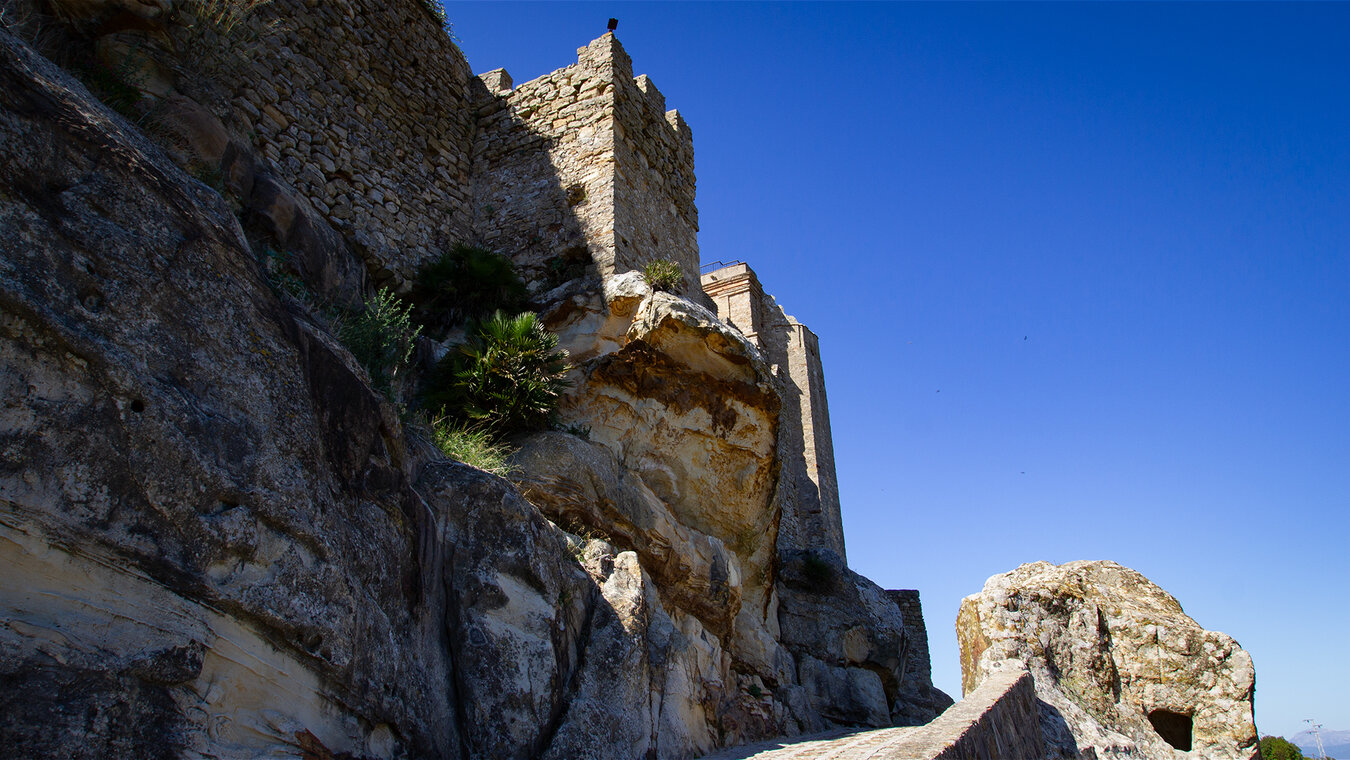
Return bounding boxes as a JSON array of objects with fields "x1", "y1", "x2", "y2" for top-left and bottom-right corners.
[
  {"x1": 471, "y1": 35, "x2": 700, "y2": 300},
  {"x1": 202, "y1": 0, "x2": 699, "y2": 299},
  {"x1": 207, "y1": 0, "x2": 842, "y2": 550},
  {"x1": 703, "y1": 263, "x2": 846, "y2": 562},
  {"x1": 197, "y1": 0, "x2": 480, "y2": 284}
]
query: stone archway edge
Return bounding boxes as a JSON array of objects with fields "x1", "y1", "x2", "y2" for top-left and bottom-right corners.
[{"x1": 699, "y1": 661, "x2": 1046, "y2": 760}]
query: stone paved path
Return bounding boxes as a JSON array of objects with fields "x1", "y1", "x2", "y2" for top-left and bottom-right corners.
[
  {"x1": 697, "y1": 663, "x2": 1042, "y2": 760},
  {"x1": 698, "y1": 726, "x2": 924, "y2": 759}
]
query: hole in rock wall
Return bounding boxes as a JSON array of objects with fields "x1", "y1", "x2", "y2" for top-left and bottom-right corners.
[{"x1": 1147, "y1": 708, "x2": 1193, "y2": 751}]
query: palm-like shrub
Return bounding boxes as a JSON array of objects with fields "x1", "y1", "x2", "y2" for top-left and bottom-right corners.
[
  {"x1": 425, "y1": 311, "x2": 571, "y2": 435},
  {"x1": 413, "y1": 244, "x2": 527, "y2": 332}
]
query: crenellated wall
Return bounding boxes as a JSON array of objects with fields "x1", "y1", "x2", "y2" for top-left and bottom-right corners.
[
  {"x1": 471, "y1": 34, "x2": 699, "y2": 298},
  {"x1": 470, "y1": 36, "x2": 620, "y2": 288}
]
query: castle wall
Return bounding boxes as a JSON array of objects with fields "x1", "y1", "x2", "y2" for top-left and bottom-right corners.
[
  {"x1": 472, "y1": 34, "x2": 699, "y2": 298},
  {"x1": 470, "y1": 36, "x2": 619, "y2": 287},
  {"x1": 613, "y1": 73, "x2": 700, "y2": 295},
  {"x1": 193, "y1": 0, "x2": 479, "y2": 284},
  {"x1": 888, "y1": 590, "x2": 955, "y2": 724},
  {"x1": 702, "y1": 264, "x2": 846, "y2": 561}
]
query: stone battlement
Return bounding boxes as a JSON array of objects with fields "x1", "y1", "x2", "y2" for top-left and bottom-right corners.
[{"x1": 472, "y1": 33, "x2": 700, "y2": 298}]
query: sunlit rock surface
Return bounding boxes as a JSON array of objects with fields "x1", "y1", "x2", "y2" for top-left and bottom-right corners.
[{"x1": 957, "y1": 560, "x2": 1259, "y2": 760}]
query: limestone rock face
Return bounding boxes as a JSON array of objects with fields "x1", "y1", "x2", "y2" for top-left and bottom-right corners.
[
  {"x1": 956, "y1": 561, "x2": 1258, "y2": 760},
  {"x1": 0, "y1": 14, "x2": 935, "y2": 758},
  {"x1": 0, "y1": 31, "x2": 750, "y2": 759},
  {"x1": 513, "y1": 430, "x2": 743, "y2": 639}
]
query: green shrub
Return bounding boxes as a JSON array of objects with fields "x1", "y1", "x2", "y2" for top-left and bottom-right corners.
[
  {"x1": 413, "y1": 243, "x2": 527, "y2": 333},
  {"x1": 1259, "y1": 737, "x2": 1309, "y2": 760},
  {"x1": 540, "y1": 249, "x2": 590, "y2": 291},
  {"x1": 641, "y1": 259, "x2": 683, "y2": 292},
  {"x1": 430, "y1": 419, "x2": 511, "y2": 476},
  {"x1": 424, "y1": 311, "x2": 570, "y2": 435},
  {"x1": 336, "y1": 289, "x2": 421, "y2": 395}
]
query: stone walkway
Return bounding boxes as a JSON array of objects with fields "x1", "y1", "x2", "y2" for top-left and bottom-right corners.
[
  {"x1": 698, "y1": 662, "x2": 1044, "y2": 760},
  {"x1": 698, "y1": 726, "x2": 923, "y2": 759}
]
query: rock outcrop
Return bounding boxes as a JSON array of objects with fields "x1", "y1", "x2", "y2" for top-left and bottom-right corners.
[
  {"x1": 0, "y1": 10, "x2": 944, "y2": 757},
  {"x1": 956, "y1": 561, "x2": 1259, "y2": 760}
]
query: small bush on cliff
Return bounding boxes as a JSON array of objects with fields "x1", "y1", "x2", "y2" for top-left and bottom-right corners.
[
  {"x1": 430, "y1": 419, "x2": 511, "y2": 476},
  {"x1": 641, "y1": 259, "x2": 683, "y2": 292},
  {"x1": 424, "y1": 311, "x2": 571, "y2": 435},
  {"x1": 336, "y1": 289, "x2": 421, "y2": 396},
  {"x1": 413, "y1": 243, "x2": 527, "y2": 333}
]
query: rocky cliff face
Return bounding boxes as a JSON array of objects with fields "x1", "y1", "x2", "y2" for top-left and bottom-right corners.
[
  {"x1": 956, "y1": 561, "x2": 1259, "y2": 760},
  {"x1": 0, "y1": 4, "x2": 946, "y2": 756}
]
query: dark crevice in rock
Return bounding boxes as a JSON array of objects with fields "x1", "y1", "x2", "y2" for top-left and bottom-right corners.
[{"x1": 1148, "y1": 708, "x2": 1193, "y2": 752}]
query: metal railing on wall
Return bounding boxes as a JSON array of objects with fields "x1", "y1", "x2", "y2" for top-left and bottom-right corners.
[{"x1": 699, "y1": 259, "x2": 744, "y2": 274}]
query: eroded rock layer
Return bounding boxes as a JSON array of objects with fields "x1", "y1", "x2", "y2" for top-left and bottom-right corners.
[{"x1": 957, "y1": 560, "x2": 1258, "y2": 760}]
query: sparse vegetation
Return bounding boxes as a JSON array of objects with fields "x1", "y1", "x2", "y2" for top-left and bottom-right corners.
[
  {"x1": 641, "y1": 258, "x2": 683, "y2": 292},
  {"x1": 430, "y1": 418, "x2": 511, "y2": 476},
  {"x1": 336, "y1": 289, "x2": 421, "y2": 396},
  {"x1": 412, "y1": 243, "x2": 527, "y2": 333},
  {"x1": 416, "y1": 0, "x2": 454, "y2": 38},
  {"x1": 540, "y1": 250, "x2": 590, "y2": 291},
  {"x1": 553, "y1": 421, "x2": 591, "y2": 439},
  {"x1": 175, "y1": 0, "x2": 279, "y2": 77},
  {"x1": 423, "y1": 310, "x2": 570, "y2": 435},
  {"x1": 179, "y1": 0, "x2": 272, "y2": 37}
]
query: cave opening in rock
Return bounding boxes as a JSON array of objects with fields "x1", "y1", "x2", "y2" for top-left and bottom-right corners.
[{"x1": 1148, "y1": 708, "x2": 1193, "y2": 751}]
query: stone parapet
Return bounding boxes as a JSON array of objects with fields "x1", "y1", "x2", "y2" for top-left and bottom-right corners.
[{"x1": 698, "y1": 662, "x2": 1046, "y2": 760}]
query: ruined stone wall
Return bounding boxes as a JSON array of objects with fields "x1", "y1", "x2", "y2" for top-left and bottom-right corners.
[
  {"x1": 703, "y1": 263, "x2": 846, "y2": 561},
  {"x1": 888, "y1": 590, "x2": 954, "y2": 724},
  {"x1": 190, "y1": 0, "x2": 479, "y2": 285}
]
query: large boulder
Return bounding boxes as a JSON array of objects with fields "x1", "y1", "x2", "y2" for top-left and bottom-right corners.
[{"x1": 956, "y1": 560, "x2": 1258, "y2": 760}]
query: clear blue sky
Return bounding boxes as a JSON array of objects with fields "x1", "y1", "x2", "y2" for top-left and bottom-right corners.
[{"x1": 443, "y1": 1, "x2": 1349, "y2": 739}]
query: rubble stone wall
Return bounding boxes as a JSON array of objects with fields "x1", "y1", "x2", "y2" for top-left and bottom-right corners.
[
  {"x1": 472, "y1": 34, "x2": 699, "y2": 298},
  {"x1": 197, "y1": 0, "x2": 479, "y2": 284},
  {"x1": 470, "y1": 37, "x2": 618, "y2": 287},
  {"x1": 613, "y1": 71, "x2": 699, "y2": 293}
]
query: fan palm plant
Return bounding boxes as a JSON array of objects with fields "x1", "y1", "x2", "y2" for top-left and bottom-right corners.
[{"x1": 425, "y1": 311, "x2": 571, "y2": 435}]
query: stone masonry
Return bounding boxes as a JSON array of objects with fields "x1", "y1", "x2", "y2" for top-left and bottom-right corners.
[
  {"x1": 188, "y1": 0, "x2": 480, "y2": 284},
  {"x1": 889, "y1": 590, "x2": 956, "y2": 724},
  {"x1": 702, "y1": 263, "x2": 845, "y2": 562},
  {"x1": 472, "y1": 34, "x2": 700, "y2": 299},
  {"x1": 699, "y1": 661, "x2": 1045, "y2": 760},
  {"x1": 185, "y1": 0, "x2": 697, "y2": 296}
]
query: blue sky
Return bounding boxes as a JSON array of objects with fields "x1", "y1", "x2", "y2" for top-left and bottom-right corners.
[{"x1": 443, "y1": 1, "x2": 1350, "y2": 739}]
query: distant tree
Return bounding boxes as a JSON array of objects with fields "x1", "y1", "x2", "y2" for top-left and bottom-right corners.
[{"x1": 1262, "y1": 736, "x2": 1309, "y2": 760}]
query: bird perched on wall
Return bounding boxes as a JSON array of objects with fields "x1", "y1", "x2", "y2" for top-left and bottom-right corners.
[{"x1": 608, "y1": 18, "x2": 618, "y2": 31}]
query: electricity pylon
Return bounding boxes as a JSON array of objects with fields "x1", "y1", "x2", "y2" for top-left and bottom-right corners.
[{"x1": 1304, "y1": 719, "x2": 1327, "y2": 760}]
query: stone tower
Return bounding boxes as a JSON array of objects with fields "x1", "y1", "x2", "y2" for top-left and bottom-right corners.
[{"x1": 702, "y1": 262, "x2": 846, "y2": 561}]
